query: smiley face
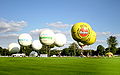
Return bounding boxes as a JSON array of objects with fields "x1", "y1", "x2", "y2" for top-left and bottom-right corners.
[{"x1": 79, "y1": 27, "x2": 89, "y2": 37}]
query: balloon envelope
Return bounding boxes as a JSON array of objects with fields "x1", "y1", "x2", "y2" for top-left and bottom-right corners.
[
  {"x1": 18, "y1": 33, "x2": 32, "y2": 46},
  {"x1": 39, "y1": 29, "x2": 55, "y2": 45},
  {"x1": 29, "y1": 51, "x2": 38, "y2": 57},
  {"x1": 71, "y1": 22, "x2": 96, "y2": 46},
  {"x1": 84, "y1": 30, "x2": 96, "y2": 45},
  {"x1": 32, "y1": 40, "x2": 42, "y2": 50},
  {"x1": 8, "y1": 43, "x2": 20, "y2": 53},
  {"x1": 54, "y1": 33, "x2": 67, "y2": 47},
  {"x1": 71, "y1": 22, "x2": 92, "y2": 42}
]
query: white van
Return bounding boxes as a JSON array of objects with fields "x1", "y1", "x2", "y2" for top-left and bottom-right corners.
[{"x1": 11, "y1": 53, "x2": 26, "y2": 57}]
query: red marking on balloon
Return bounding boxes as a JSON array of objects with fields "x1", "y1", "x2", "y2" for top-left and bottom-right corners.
[{"x1": 80, "y1": 28, "x2": 88, "y2": 37}]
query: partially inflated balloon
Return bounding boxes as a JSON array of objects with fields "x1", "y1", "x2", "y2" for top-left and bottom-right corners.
[
  {"x1": 8, "y1": 43, "x2": 20, "y2": 53},
  {"x1": 39, "y1": 29, "x2": 55, "y2": 45},
  {"x1": 18, "y1": 33, "x2": 32, "y2": 46},
  {"x1": 54, "y1": 33, "x2": 67, "y2": 47},
  {"x1": 32, "y1": 40, "x2": 42, "y2": 50}
]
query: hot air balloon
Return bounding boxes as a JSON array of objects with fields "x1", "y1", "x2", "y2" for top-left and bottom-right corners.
[
  {"x1": 39, "y1": 29, "x2": 55, "y2": 45},
  {"x1": 71, "y1": 22, "x2": 96, "y2": 48},
  {"x1": 8, "y1": 43, "x2": 20, "y2": 53},
  {"x1": 54, "y1": 33, "x2": 67, "y2": 47},
  {"x1": 18, "y1": 33, "x2": 32, "y2": 46},
  {"x1": 29, "y1": 51, "x2": 38, "y2": 57},
  {"x1": 32, "y1": 40, "x2": 42, "y2": 50},
  {"x1": 83, "y1": 30, "x2": 96, "y2": 45}
]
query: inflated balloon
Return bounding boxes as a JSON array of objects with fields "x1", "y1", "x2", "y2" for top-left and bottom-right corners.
[
  {"x1": 71, "y1": 22, "x2": 92, "y2": 42},
  {"x1": 71, "y1": 22, "x2": 96, "y2": 47},
  {"x1": 84, "y1": 30, "x2": 96, "y2": 45},
  {"x1": 29, "y1": 51, "x2": 38, "y2": 57},
  {"x1": 39, "y1": 29, "x2": 55, "y2": 45},
  {"x1": 54, "y1": 33, "x2": 67, "y2": 47},
  {"x1": 18, "y1": 33, "x2": 32, "y2": 46},
  {"x1": 8, "y1": 43, "x2": 20, "y2": 53},
  {"x1": 32, "y1": 40, "x2": 42, "y2": 50}
]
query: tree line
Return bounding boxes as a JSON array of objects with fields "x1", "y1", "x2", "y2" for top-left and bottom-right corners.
[{"x1": 0, "y1": 36, "x2": 120, "y2": 56}]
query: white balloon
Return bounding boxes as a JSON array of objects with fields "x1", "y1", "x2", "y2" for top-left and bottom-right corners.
[
  {"x1": 39, "y1": 29, "x2": 55, "y2": 45},
  {"x1": 29, "y1": 51, "x2": 38, "y2": 57},
  {"x1": 54, "y1": 33, "x2": 67, "y2": 47},
  {"x1": 32, "y1": 40, "x2": 42, "y2": 50},
  {"x1": 18, "y1": 33, "x2": 32, "y2": 46},
  {"x1": 8, "y1": 43, "x2": 20, "y2": 53}
]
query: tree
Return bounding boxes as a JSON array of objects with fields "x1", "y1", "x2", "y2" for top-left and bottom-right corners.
[
  {"x1": 50, "y1": 49, "x2": 61, "y2": 56},
  {"x1": 105, "y1": 48, "x2": 109, "y2": 53},
  {"x1": 110, "y1": 47, "x2": 118, "y2": 54},
  {"x1": 0, "y1": 47, "x2": 3, "y2": 55},
  {"x1": 97, "y1": 45, "x2": 105, "y2": 56},
  {"x1": 91, "y1": 50, "x2": 97, "y2": 56},
  {"x1": 116, "y1": 47, "x2": 120, "y2": 54},
  {"x1": 39, "y1": 45, "x2": 47, "y2": 54},
  {"x1": 39, "y1": 44, "x2": 54, "y2": 56},
  {"x1": 107, "y1": 36, "x2": 118, "y2": 54},
  {"x1": 107, "y1": 36, "x2": 118, "y2": 48},
  {"x1": 69, "y1": 42, "x2": 79, "y2": 56},
  {"x1": 61, "y1": 48, "x2": 70, "y2": 56},
  {"x1": 76, "y1": 49, "x2": 82, "y2": 56},
  {"x1": 20, "y1": 45, "x2": 32, "y2": 56},
  {"x1": 0, "y1": 47, "x2": 10, "y2": 56}
]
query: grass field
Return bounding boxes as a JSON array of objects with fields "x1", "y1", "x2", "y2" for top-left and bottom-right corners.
[{"x1": 0, "y1": 57, "x2": 120, "y2": 75}]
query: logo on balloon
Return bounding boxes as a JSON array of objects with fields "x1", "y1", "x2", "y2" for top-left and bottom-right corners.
[{"x1": 79, "y1": 28, "x2": 88, "y2": 37}]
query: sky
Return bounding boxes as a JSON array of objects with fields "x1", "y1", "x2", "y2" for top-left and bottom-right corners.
[{"x1": 0, "y1": 0, "x2": 120, "y2": 50}]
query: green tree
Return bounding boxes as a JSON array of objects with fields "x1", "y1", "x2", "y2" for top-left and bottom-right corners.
[
  {"x1": 39, "y1": 44, "x2": 54, "y2": 56},
  {"x1": 116, "y1": 47, "x2": 120, "y2": 54},
  {"x1": 0, "y1": 47, "x2": 3, "y2": 55},
  {"x1": 61, "y1": 48, "x2": 70, "y2": 56},
  {"x1": 50, "y1": 49, "x2": 61, "y2": 56},
  {"x1": 2, "y1": 48, "x2": 10, "y2": 56},
  {"x1": 97, "y1": 45, "x2": 105, "y2": 56},
  {"x1": 69, "y1": 42, "x2": 79, "y2": 56},
  {"x1": 76, "y1": 49, "x2": 82, "y2": 56},
  {"x1": 0, "y1": 47, "x2": 10, "y2": 56},
  {"x1": 20, "y1": 45, "x2": 32, "y2": 56},
  {"x1": 107, "y1": 36, "x2": 118, "y2": 54},
  {"x1": 39, "y1": 45, "x2": 47, "y2": 54},
  {"x1": 105, "y1": 48, "x2": 109, "y2": 54},
  {"x1": 110, "y1": 47, "x2": 118, "y2": 54}
]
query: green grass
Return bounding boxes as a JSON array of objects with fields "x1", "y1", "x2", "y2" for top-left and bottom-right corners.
[{"x1": 0, "y1": 57, "x2": 120, "y2": 75}]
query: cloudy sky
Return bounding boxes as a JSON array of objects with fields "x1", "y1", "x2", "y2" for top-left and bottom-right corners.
[{"x1": 0, "y1": 0, "x2": 120, "y2": 50}]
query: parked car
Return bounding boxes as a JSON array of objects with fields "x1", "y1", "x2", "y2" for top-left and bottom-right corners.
[{"x1": 11, "y1": 53, "x2": 26, "y2": 57}]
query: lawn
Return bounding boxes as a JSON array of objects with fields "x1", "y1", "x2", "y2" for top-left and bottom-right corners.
[{"x1": 0, "y1": 57, "x2": 120, "y2": 75}]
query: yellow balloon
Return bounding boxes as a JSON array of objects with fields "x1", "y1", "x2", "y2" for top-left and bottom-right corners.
[
  {"x1": 71, "y1": 22, "x2": 92, "y2": 41},
  {"x1": 71, "y1": 22, "x2": 96, "y2": 46},
  {"x1": 83, "y1": 30, "x2": 96, "y2": 45}
]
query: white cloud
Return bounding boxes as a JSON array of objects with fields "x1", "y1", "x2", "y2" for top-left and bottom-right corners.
[
  {"x1": 0, "y1": 33, "x2": 19, "y2": 38},
  {"x1": 96, "y1": 32, "x2": 111, "y2": 37},
  {"x1": 46, "y1": 21, "x2": 69, "y2": 28},
  {"x1": 96, "y1": 40, "x2": 106, "y2": 43},
  {"x1": 0, "y1": 18, "x2": 27, "y2": 48},
  {"x1": 30, "y1": 28, "x2": 63, "y2": 34},
  {"x1": 112, "y1": 33, "x2": 120, "y2": 37},
  {"x1": 0, "y1": 19, "x2": 27, "y2": 33},
  {"x1": 0, "y1": 33, "x2": 19, "y2": 48}
]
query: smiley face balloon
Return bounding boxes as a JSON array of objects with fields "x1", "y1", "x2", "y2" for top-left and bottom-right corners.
[{"x1": 71, "y1": 22, "x2": 96, "y2": 47}]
